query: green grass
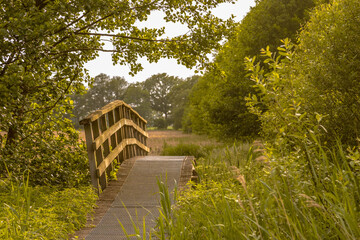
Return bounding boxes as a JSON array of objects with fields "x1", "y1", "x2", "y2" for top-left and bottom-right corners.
[
  {"x1": 155, "y1": 140, "x2": 360, "y2": 239},
  {"x1": 140, "y1": 139, "x2": 359, "y2": 240},
  {"x1": 0, "y1": 174, "x2": 97, "y2": 239},
  {"x1": 147, "y1": 130, "x2": 221, "y2": 156}
]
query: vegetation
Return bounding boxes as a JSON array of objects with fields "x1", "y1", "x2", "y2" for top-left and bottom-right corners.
[
  {"x1": 2, "y1": 0, "x2": 360, "y2": 238},
  {"x1": 146, "y1": 0, "x2": 360, "y2": 239},
  {"x1": 71, "y1": 74, "x2": 128, "y2": 128},
  {"x1": 71, "y1": 73, "x2": 199, "y2": 130},
  {"x1": 1, "y1": 0, "x2": 235, "y2": 238},
  {"x1": 183, "y1": 0, "x2": 315, "y2": 140},
  {"x1": 0, "y1": 175, "x2": 97, "y2": 239},
  {"x1": 154, "y1": 141, "x2": 360, "y2": 239},
  {"x1": 0, "y1": 0, "x2": 235, "y2": 185},
  {"x1": 147, "y1": 130, "x2": 220, "y2": 156}
]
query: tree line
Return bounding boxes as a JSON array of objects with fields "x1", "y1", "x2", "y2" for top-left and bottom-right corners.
[{"x1": 71, "y1": 73, "x2": 199, "y2": 130}]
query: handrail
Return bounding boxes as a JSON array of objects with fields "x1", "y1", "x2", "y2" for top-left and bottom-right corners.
[{"x1": 80, "y1": 100, "x2": 149, "y2": 193}]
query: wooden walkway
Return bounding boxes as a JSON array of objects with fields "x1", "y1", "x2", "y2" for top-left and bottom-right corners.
[{"x1": 73, "y1": 155, "x2": 193, "y2": 240}]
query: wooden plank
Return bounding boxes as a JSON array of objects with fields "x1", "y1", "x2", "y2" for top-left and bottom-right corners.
[
  {"x1": 97, "y1": 140, "x2": 127, "y2": 177},
  {"x1": 108, "y1": 110, "x2": 118, "y2": 166}
]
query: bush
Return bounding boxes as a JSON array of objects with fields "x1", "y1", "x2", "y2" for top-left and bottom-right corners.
[
  {"x1": 153, "y1": 1, "x2": 360, "y2": 239},
  {"x1": 154, "y1": 118, "x2": 167, "y2": 130},
  {"x1": 295, "y1": 0, "x2": 360, "y2": 145},
  {"x1": 1, "y1": 122, "x2": 90, "y2": 188},
  {"x1": 161, "y1": 143, "x2": 207, "y2": 159},
  {"x1": 155, "y1": 141, "x2": 360, "y2": 239}
]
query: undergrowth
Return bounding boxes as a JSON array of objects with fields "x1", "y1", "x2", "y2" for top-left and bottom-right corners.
[
  {"x1": 154, "y1": 141, "x2": 360, "y2": 239},
  {"x1": 161, "y1": 142, "x2": 212, "y2": 158},
  {"x1": 0, "y1": 174, "x2": 97, "y2": 239}
]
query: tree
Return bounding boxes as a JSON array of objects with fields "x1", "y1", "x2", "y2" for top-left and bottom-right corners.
[
  {"x1": 184, "y1": 0, "x2": 315, "y2": 140},
  {"x1": 246, "y1": 0, "x2": 360, "y2": 146},
  {"x1": 170, "y1": 75, "x2": 199, "y2": 130},
  {"x1": 71, "y1": 73, "x2": 128, "y2": 128},
  {"x1": 294, "y1": 0, "x2": 360, "y2": 144},
  {"x1": 123, "y1": 82, "x2": 152, "y2": 124},
  {"x1": 144, "y1": 73, "x2": 181, "y2": 127},
  {"x1": 0, "y1": 0, "x2": 235, "y2": 185}
]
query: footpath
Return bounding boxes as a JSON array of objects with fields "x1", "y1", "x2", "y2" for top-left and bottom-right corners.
[{"x1": 73, "y1": 155, "x2": 193, "y2": 240}]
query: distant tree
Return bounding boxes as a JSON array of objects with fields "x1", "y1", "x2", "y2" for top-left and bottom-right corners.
[
  {"x1": 71, "y1": 74, "x2": 127, "y2": 127},
  {"x1": 144, "y1": 73, "x2": 181, "y2": 128},
  {"x1": 170, "y1": 75, "x2": 199, "y2": 130},
  {"x1": 182, "y1": 74, "x2": 212, "y2": 134},
  {"x1": 123, "y1": 82, "x2": 152, "y2": 124}
]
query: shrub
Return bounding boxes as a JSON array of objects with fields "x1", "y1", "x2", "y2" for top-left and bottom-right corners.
[{"x1": 161, "y1": 142, "x2": 206, "y2": 159}]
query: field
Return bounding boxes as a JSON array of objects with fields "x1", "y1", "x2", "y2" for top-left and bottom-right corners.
[
  {"x1": 147, "y1": 130, "x2": 218, "y2": 155},
  {"x1": 78, "y1": 129, "x2": 219, "y2": 156}
]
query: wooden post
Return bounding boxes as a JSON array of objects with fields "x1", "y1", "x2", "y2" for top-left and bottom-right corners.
[
  {"x1": 92, "y1": 119, "x2": 107, "y2": 191},
  {"x1": 100, "y1": 115, "x2": 112, "y2": 178},
  {"x1": 83, "y1": 123, "x2": 100, "y2": 194}
]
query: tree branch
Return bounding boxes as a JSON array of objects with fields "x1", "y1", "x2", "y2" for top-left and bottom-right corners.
[
  {"x1": 75, "y1": 32, "x2": 182, "y2": 42},
  {"x1": 51, "y1": 0, "x2": 160, "y2": 48}
]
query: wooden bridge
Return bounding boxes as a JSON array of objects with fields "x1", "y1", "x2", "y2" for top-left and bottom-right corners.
[{"x1": 76, "y1": 100, "x2": 194, "y2": 239}]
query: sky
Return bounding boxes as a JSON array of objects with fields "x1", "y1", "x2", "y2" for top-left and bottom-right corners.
[{"x1": 84, "y1": 0, "x2": 256, "y2": 83}]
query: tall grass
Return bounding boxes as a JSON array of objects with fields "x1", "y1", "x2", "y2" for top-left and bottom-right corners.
[
  {"x1": 153, "y1": 141, "x2": 360, "y2": 239},
  {"x1": 0, "y1": 173, "x2": 97, "y2": 239}
]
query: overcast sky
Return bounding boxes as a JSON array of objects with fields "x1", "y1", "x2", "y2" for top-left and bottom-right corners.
[{"x1": 84, "y1": 0, "x2": 256, "y2": 83}]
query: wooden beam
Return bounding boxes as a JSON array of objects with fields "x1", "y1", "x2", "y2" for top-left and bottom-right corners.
[
  {"x1": 96, "y1": 138, "x2": 149, "y2": 177},
  {"x1": 79, "y1": 100, "x2": 147, "y2": 125}
]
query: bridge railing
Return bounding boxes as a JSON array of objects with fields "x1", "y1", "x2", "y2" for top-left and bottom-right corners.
[{"x1": 80, "y1": 100, "x2": 149, "y2": 193}]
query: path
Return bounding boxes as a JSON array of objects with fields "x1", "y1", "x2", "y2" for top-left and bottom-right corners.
[{"x1": 75, "y1": 155, "x2": 193, "y2": 240}]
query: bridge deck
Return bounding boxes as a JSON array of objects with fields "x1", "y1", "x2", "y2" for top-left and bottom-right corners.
[{"x1": 75, "y1": 155, "x2": 193, "y2": 240}]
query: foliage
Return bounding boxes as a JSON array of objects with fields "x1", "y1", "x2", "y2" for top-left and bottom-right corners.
[
  {"x1": 153, "y1": 140, "x2": 360, "y2": 240},
  {"x1": 143, "y1": 73, "x2": 181, "y2": 128},
  {"x1": 0, "y1": 0, "x2": 235, "y2": 185},
  {"x1": 71, "y1": 73, "x2": 128, "y2": 128},
  {"x1": 147, "y1": 130, "x2": 220, "y2": 156},
  {"x1": 148, "y1": 1, "x2": 360, "y2": 239},
  {"x1": 246, "y1": 0, "x2": 360, "y2": 147},
  {"x1": 161, "y1": 142, "x2": 207, "y2": 158},
  {"x1": 183, "y1": 0, "x2": 315, "y2": 140},
  {"x1": 182, "y1": 74, "x2": 213, "y2": 134},
  {"x1": 153, "y1": 118, "x2": 168, "y2": 129},
  {"x1": 123, "y1": 82, "x2": 153, "y2": 125},
  {"x1": 295, "y1": 0, "x2": 360, "y2": 145},
  {"x1": 0, "y1": 176, "x2": 97, "y2": 239},
  {"x1": 1, "y1": 123, "x2": 90, "y2": 187},
  {"x1": 169, "y1": 75, "x2": 199, "y2": 130}
]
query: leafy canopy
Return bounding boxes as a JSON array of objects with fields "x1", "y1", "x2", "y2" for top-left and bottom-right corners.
[{"x1": 183, "y1": 0, "x2": 315, "y2": 140}]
